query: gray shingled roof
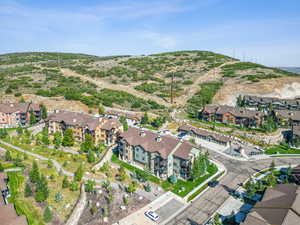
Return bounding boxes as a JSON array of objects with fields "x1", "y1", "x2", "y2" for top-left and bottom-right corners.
[
  {"x1": 202, "y1": 105, "x2": 263, "y2": 119},
  {"x1": 120, "y1": 127, "x2": 196, "y2": 159},
  {"x1": 178, "y1": 124, "x2": 231, "y2": 143},
  {"x1": 241, "y1": 184, "x2": 300, "y2": 225},
  {"x1": 0, "y1": 102, "x2": 40, "y2": 114}
]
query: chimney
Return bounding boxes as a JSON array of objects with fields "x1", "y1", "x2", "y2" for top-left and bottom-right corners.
[
  {"x1": 155, "y1": 136, "x2": 162, "y2": 142},
  {"x1": 54, "y1": 109, "x2": 60, "y2": 113},
  {"x1": 140, "y1": 130, "x2": 146, "y2": 137}
]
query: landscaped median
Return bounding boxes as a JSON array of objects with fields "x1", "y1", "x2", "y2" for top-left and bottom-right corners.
[
  {"x1": 111, "y1": 154, "x2": 219, "y2": 198},
  {"x1": 265, "y1": 145, "x2": 300, "y2": 155}
]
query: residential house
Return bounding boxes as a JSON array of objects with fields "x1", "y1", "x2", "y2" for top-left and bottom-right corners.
[
  {"x1": 243, "y1": 95, "x2": 300, "y2": 111},
  {"x1": 0, "y1": 173, "x2": 28, "y2": 225},
  {"x1": 200, "y1": 105, "x2": 264, "y2": 128},
  {"x1": 178, "y1": 124, "x2": 231, "y2": 147},
  {"x1": 273, "y1": 110, "x2": 300, "y2": 127},
  {"x1": 118, "y1": 127, "x2": 201, "y2": 180},
  {"x1": 241, "y1": 184, "x2": 300, "y2": 225},
  {"x1": 46, "y1": 110, "x2": 123, "y2": 146},
  {"x1": 0, "y1": 102, "x2": 41, "y2": 128}
]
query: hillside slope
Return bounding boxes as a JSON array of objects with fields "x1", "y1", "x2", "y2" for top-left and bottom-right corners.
[{"x1": 0, "y1": 51, "x2": 299, "y2": 114}]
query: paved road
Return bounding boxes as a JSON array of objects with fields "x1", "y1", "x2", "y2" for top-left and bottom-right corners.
[{"x1": 167, "y1": 150, "x2": 300, "y2": 225}]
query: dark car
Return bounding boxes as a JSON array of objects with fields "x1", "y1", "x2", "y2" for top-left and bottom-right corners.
[{"x1": 208, "y1": 180, "x2": 219, "y2": 187}]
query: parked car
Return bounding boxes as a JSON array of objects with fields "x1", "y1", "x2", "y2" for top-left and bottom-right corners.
[
  {"x1": 208, "y1": 180, "x2": 219, "y2": 187},
  {"x1": 145, "y1": 211, "x2": 159, "y2": 221}
]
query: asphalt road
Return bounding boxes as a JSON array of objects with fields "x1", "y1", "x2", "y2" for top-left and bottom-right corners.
[{"x1": 167, "y1": 150, "x2": 300, "y2": 225}]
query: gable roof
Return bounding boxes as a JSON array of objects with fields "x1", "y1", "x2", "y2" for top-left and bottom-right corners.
[
  {"x1": 120, "y1": 127, "x2": 197, "y2": 159},
  {"x1": 0, "y1": 102, "x2": 40, "y2": 114},
  {"x1": 120, "y1": 127, "x2": 179, "y2": 158},
  {"x1": 241, "y1": 184, "x2": 300, "y2": 225},
  {"x1": 178, "y1": 124, "x2": 231, "y2": 143},
  {"x1": 173, "y1": 141, "x2": 196, "y2": 159},
  {"x1": 244, "y1": 95, "x2": 300, "y2": 106},
  {"x1": 202, "y1": 105, "x2": 263, "y2": 119},
  {"x1": 101, "y1": 118, "x2": 122, "y2": 130},
  {"x1": 46, "y1": 111, "x2": 100, "y2": 130}
]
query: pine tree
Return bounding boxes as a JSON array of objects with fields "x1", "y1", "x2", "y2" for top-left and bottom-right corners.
[
  {"x1": 42, "y1": 129, "x2": 50, "y2": 146},
  {"x1": 80, "y1": 134, "x2": 94, "y2": 153},
  {"x1": 62, "y1": 176, "x2": 70, "y2": 188},
  {"x1": 24, "y1": 183, "x2": 33, "y2": 197},
  {"x1": 87, "y1": 150, "x2": 95, "y2": 163},
  {"x1": 41, "y1": 104, "x2": 48, "y2": 119},
  {"x1": 119, "y1": 116, "x2": 128, "y2": 131},
  {"x1": 98, "y1": 104, "x2": 105, "y2": 115},
  {"x1": 53, "y1": 131, "x2": 62, "y2": 149},
  {"x1": 74, "y1": 164, "x2": 84, "y2": 182},
  {"x1": 16, "y1": 126, "x2": 23, "y2": 136},
  {"x1": 43, "y1": 206, "x2": 53, "y2": 223},
  {"x1": 270, "y1": 160, "x2": 276, "y2": 172},
  {"x1": 85, "y1": 180, "x2": 96, "y2": 193},
  {"x1": 5, "y1": 150, "x2": 12, "y2": 161},
  {"x1": 0, "y1": 128, "x2": 8, "y2": 139},
  {"x1": 141, "y1": 112, "x2": 149, "y2": 124},
  {"x1": 62, "y1": 129, "x2": 74, "y2": 147},
  {"x1": 29, "y1": 161, "x2": 40, "y2": 183},
  {"x1": 35, "y1": 175, "x2": 49, "y2": 202},
  {"x1": 70, "y1": 181, "x2": 79, "y2": 191},
  {"x1": 30, "y1": 110, "x2": 37, "y2": 125}
]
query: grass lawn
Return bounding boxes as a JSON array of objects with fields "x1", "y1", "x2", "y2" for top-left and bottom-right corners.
[
  {"x1": 187, "y1": 170, "x2": 224, "y2": 202},
  {"x1": 7, "y1": 171, "x2": 45, "y2": 225},
  {"x1": 111, "y1": 154, "x2": 218, "y2": 197},
  {"x1": 140, "y1": 124, "x2": 159, "y2": 131},
  {"x1": 265, "y1": 145, "x2": 300, "y2": 155}
]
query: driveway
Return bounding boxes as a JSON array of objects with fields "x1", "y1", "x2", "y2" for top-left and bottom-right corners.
[{"x1": 118, "y1": 192, "x2": 187, "y2": 225}]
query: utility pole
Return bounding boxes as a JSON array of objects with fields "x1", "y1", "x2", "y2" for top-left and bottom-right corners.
[
  {"x1": 57, "y1": 54, "x2": 60, "y2": 68},
  {"x1": 170, "y1": 72, "x2": 174, "y2": 104}
]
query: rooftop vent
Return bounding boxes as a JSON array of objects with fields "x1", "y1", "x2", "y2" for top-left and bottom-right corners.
[
  {"x1": 155, "y1": 136, "x2": 162, "y2": 142},
  {"x1": 73, "y1": 118, "x2": 77, "y2": 123},
  {"x1": 10, "y1": 104, "x2": 14, "y2": 107},
  {"x1": 140, "y1": 130, "x2": 146, "y2": 137}
]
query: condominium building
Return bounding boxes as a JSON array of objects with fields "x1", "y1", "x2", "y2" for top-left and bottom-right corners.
[
  {"x1": 118, "y1": 127, "x2": 201, "y2": 180},
  {"x1": 46, "y1": 110, "x2": 123, "y2": 146},
  {"x1": 243, "y1": 95, "x2": 300, "y2": 110},
  {"x1": 200, "y1": 105, "x2": 264, "y2": 128},
  {"x1": 0, "y1": 102, "x2": 41, "y2": 128}
]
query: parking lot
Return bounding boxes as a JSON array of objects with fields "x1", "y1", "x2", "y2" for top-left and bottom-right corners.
[{"x1": 117, "y1": 192, "x2": 187, "y2": 225}]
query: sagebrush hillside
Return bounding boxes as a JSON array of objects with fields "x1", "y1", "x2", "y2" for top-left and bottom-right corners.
[{"x1": 0, "y1": 51, "x2": 299, "y2": 115}]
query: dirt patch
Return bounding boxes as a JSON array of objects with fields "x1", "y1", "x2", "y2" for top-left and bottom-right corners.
[
  {"x1": 213, "y1": 77, "x2": 300, "y2": 106},
  {"x1": 78, "y1": 186, "x2": 150, "y2": 225},
  {"x1": 0, "y1": 94, "x2": 91, "y2": 113}
]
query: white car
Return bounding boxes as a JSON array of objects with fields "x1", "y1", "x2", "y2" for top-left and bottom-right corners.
[{"x1": 145, "y1": 210, "x2": 159, "y2": 221}]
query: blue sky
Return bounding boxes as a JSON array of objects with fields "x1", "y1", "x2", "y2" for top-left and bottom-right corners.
[{"x1": 0, "y1": 0, "x2": 299, "y2": 66}]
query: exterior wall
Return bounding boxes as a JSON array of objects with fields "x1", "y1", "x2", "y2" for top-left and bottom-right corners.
[
  {"x1": 173, "y1": 157, "x2": 192, "y2": 180},
  {"x1": 117, "y1": 141, "x2": 171, "y2": 179},
  {"x1": 0, "y1": 107, "x2": 41, "y2": 128},
  {"x1": 201, "y1": 110, "x2": 262, "y2": 128},
  {"x1": 47, "y1": 120, "x2": 122, "y2": 146}
]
